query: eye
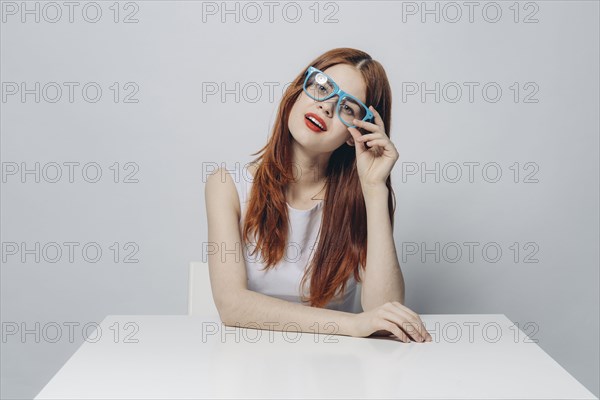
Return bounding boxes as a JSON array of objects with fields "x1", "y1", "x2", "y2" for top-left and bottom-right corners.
[
  {"x1": 310, "y1": 82, "x2": 328, "y2": 95},
  {"x1": 341, "y1": 103, "x2": 356, "y2": 116}
]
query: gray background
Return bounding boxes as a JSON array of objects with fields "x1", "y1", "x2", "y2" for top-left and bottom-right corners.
[{"x1": 1, "y1": 1, "x2": 598, "y2": 399}]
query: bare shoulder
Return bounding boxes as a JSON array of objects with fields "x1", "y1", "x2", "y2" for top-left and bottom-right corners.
[{"x1": 204, "y1": 167, "x2": 241, "y2": 219}]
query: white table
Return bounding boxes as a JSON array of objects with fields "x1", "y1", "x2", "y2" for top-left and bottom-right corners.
[{"x1": 35, "y1": 314, "x2": 598, "y2": 399}]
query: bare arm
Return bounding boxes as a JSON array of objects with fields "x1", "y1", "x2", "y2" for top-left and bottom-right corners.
[
  {"x1": 222, "y1": 289, "x2": 357, "y2": 336},
  {"x1": 205, "y1": 167, "x2": 357, "y2": 337},
  {"x1": 360, "y1": 184, "x2": 405, "y2": 311}
]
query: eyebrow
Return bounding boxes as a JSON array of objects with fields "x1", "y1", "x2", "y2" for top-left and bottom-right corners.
[{"x1": 322, "y1": 70, "x2": 366, "y2": 103}]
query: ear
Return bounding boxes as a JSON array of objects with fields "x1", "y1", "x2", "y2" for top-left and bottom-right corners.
[{"x1": 346, "y1": 134, "x2": 355, "y2": 146}]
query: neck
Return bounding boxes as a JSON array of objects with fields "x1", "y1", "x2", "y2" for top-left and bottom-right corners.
[{"x1": 286, "y1": 145, "x2": 330, "y2": 201}]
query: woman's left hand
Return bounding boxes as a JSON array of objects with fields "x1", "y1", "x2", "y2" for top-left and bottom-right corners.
[{"x1": 347, "y1": 105, "x2": 399, "y2": 188}]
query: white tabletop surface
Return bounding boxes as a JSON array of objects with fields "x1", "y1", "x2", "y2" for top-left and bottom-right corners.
[{"x1": 34, "y1": 314, "x2": 598, "y2": 399}]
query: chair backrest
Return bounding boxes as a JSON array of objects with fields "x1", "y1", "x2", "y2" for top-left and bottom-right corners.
[{"x1": 188, "y1": 261, "x2": 219, "y2": 316}]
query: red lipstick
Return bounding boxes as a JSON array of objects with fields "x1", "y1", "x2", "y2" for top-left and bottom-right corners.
[{"x1": 304, "y1": 113, "x2": 327, "y2": 132}]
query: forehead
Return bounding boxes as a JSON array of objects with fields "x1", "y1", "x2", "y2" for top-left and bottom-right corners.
[{"x1": 321, "y1": 64, "x2": 367, "y2": 104}]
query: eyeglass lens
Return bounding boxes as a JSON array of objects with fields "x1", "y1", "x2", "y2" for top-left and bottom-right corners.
[{"x1": 305, "y1": 70, "x2": 367, "y2": 125}]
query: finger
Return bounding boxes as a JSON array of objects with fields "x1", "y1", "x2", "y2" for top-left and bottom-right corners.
[
  {"x1": 364, "y1": 141, "x2": 384, "y2": 157},
  {"x1": 364, "y1": 139, "x2": 394, "y2": 157},
  {"x1": 363, "y1": 137, "x2": 396, "y2": 153},
  {"x1": 356, "y1": 132, "x2": 385, "y2": 142},
  {"x1": 392, "y1": 301, "x2": 419, "y2": 318},
  {"x1": 364, "y1": 139, "x2": 389, "y2": 148},
  {"x1": 352, "y1": 118, "x2": 380, "y2": 133},
  {"x1": 369, "y1": 105, "x2": 385, "y2": 131},
  {"x1": 385, "y1": 322, "x2": 411, "y2": 343},
  {"x1": 378, "y1": 314, "x2": 412, "y2": 342},
  {"x1": 390, "y1": 303, "x2": 431, "y2": 342},
  {"x1": 384, "y1": 305, "x2": 427, "y2": 342},
  {"x1": 393, "y1": 302, "x2": 432, "y2": 341},
  {"x1": 347, "y1": 126, "x2": 367, "y2": 155}
]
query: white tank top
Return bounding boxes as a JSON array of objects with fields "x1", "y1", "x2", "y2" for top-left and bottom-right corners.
[{"x1": 230, "y1": 164, "x2": 360, "y2": 313}]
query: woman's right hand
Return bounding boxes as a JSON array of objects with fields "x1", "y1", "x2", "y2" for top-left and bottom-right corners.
[{"x1": 351, "y1": 302, "x2": 433, "y2": 342}]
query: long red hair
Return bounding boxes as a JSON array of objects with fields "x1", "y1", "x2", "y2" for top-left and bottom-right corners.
[{"x1": 242, "y1": 48, "x2": 395, "y2": 308}]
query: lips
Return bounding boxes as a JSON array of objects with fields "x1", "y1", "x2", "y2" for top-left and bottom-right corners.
[{"x1": 304, "y1": 113, "x2": 327, "y2": 132}]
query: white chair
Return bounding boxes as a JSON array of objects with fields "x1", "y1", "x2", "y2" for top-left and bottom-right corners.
[{"x1": 187, "y1": 261, "x2": 219, "y2": 316}]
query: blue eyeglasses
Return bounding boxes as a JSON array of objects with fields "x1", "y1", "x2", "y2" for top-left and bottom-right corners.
[{"x1": 302, "y1": 66, "x2": 374, "y2": 128}]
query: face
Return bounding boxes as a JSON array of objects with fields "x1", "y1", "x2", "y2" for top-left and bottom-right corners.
[{"x1": 288, "y1": 64, "x2": 367, "y2": 153}]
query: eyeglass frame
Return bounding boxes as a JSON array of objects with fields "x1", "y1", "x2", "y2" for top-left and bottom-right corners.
[{"x1": 302, "y1": 66, "x2": 375, "y2": 129}]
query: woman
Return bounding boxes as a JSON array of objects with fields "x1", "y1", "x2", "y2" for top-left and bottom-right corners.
[{"x1": 205, "y1": 48, "x2": 432, "y2": 343}]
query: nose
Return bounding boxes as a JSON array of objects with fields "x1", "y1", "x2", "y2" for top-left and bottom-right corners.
[{"x1": 317, "y1": 99, "x2": 336, "y2": 118}]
